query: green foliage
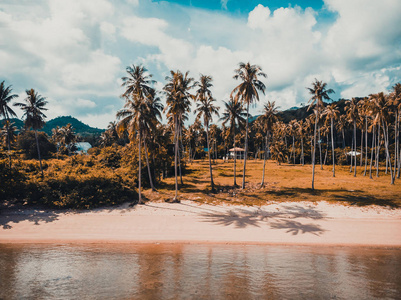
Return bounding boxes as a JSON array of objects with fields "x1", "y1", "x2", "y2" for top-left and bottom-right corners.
[{"x1": 16, "y1": 130, "x2": 56, "y2": 158}]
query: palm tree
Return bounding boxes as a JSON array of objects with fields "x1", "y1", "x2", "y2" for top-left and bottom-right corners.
[
  {"x1": 60, "y1": 123, "x2": 76, "y2": 155},
  {"x1": 220, "y1": 98, "x2": 246, "y2": 186},
  {"x1": 14, "y1": 89, "x2": 48, "y2": 176},
  {"x1": 164, "y1": 70, "x2": 195, "y2": 201},
  {"x1": 0, "y1": 81, "x2": 19, "y2": 168},
  {"x1": 231, "y1": 62, "x2": 267, "y2": 189},
  {"x1": 117, "y1": 64, "x2": 156, "y2": 204},
  {"x1": 390, "y1": 83, "x2": 401, "y2": 178},
  {"x1": 323, "y1": 103, "x2": 339, "y2": 177},
  {"x1": 194, "y1": 93, "x2": 219, "y2": 191},
  {"x1": 259, "y1": 101, "x2": 279, "y2": 186},
  {"x1": 345, "y1": 98, "x2": 359, "y2": 177},
  {"x1": 307, "y1": 79, "x2": 334, "y2": 190}
]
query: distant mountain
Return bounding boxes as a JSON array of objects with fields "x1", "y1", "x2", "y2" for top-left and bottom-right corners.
[{"x1": 1, "y1": 116, "x2": 104, "y2": 137}]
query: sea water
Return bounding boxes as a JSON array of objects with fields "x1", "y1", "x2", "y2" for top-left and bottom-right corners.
[{"x1": 0, "y1": 243, "x2": 400, "y2": 299}]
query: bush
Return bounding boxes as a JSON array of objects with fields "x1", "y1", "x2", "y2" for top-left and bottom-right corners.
[{"x1": 17, "y1": 130, "x2": 56, "y2": 159}]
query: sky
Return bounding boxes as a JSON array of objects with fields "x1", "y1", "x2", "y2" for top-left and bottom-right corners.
[{"x1": 1, "y1": 0, "x2": 400, "y2": 129}]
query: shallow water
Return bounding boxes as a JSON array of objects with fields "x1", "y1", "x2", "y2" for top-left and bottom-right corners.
[{"x1": 0, "y1": 243, "x2": 400, "y2": 299}]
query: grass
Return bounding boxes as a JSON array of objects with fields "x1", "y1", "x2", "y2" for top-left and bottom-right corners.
[{"x1": 143, "y1": 158, "x2": 401, "y2": 208}]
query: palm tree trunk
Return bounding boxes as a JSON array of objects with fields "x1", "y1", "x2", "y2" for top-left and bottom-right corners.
[
  {"x1": 397, "y1": 111, "x2": 400, "y2": 178},
  {"x1": 319, "y1": 127, "x2": 323, "y2": 170},
  {"x1": 242, "y1": 103, "x2": 249, "y2": 189},
  {"x1": 301, "y1": 137, "x2": 304, "y2": 166},
  {"x1": 385, "y1": 126, "x2": 390, "y2": 174},
  {"x1": 292, "y1": 135, "x2": 295, "y2": 164},
  {"x1": 174, "y1": 117, "x2": 179, "y2": 200},
  {"x1": 364, "y1": 116, "x2": 368, "y2": 176},
  {"x1": 233, "y1": 124, "x2": 237, "y2": 187},
  {"x1": 350, "y1": 137, "x2": 353, "y2": 172},
  {"x1": 261, "y1": 131, "x2": 269, "y2": 186},
  {"x1": 206, "y1": 122, "x2": 215, "y2": 191},
  {"x1": 331, "y1": 118, "x2": 335, "y2": 177},
  {"x1": 369, "y1": 125, "x2": 375, "y2": 179},
  {"x1": 34, "y1": 130, "x2": 44, "y2": 177},
  {"x1": 144, "y1": 141, "x2": 156, "y2": 192},
  {"x1": 312, "y1": 113, "x2": 318, "y2": 190},
  {"x1": 138, "y1": 131, "x2": 142, "y2": 204},
  {"x1": 382, "y1": 121, "x2": 394, "y2": 184},
  {"x1": 360, "y1": 128, "x2": 363, "y2": 167},
  {"x1": 354, "y1": 120, "x2": 357, "y2": 177},
  {"x1": 376, "y1": 124, "x2": 381, "y2": 177},
  {"x1": 178, "y1": 123, "x2": 183, "y2": 185}
]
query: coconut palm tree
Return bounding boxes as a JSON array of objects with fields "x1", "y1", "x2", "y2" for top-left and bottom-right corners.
[
  {"x1": 259, "y1": 101, "x2": 279, "y2": 186},
  {"x1": 323, "y1": 103, "x2": 339, "y2": 177},
  {"x1": 231, "y1": 62, "x2": 267, "y2": 189},
  {"x1": 220, "y1": 98, "x2": 246, "y2": 187},
  {"x1": 194, "y1": 95, "x2": 219, "y2": 191},
  {"x1": 390, "y1": 83, "x2": 401, "y2": 178},
  {"x1": 14, "y1": 89, "x2": 48, "y2": 176},
  {"x1": 117, "y1": 64, "x2": 156, "y2": 204},
  {"x1": 307, "y1": 79, "x2": 334, "y2": 190},
  {"x1": 164, "y1": 70, "x2": 195, "y2": 201},
  {"x1": 0, "y1": 81, "x2": 19, "y2": 168},
  {"x1": 345, "y1": 98, "x2": 360, "y2": 177}
]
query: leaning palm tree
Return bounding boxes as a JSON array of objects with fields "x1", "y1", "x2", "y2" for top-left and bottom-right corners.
[
  {"x1": 0, "y1": 81, "x2": 19, "y2": 168},
  {"x1": 194, "y1": 95, "x2": 219, "y2": 191},
  {"x1": 307, "y1": 79, "x2": 334, "y2": 190},
  {"x1": 231, "y1": 62, "x2": 267, "y2": 189},
  {"x1": 259, "y1": 101, "x2": 279, "y2": 186},
  {"x1": 163, "y1": 70, "x2": 195, "y2": 201},
  {"x1": 323, "y1": 103, "x2": 339, "y2": 177},
  {"x1": 220, "y1": 98, "x2": 246, "y2": 186},
  {"x1": 118, "y1": 64, "x2": 156, "y2": 204},
  {"x1": 14, "y1": 89, "x2": 47, "y2": 176}
]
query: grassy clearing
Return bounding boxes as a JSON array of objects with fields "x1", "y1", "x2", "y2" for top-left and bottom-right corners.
[{"x1": 144, "y1": 159, "x2": 401, "y2": 208}]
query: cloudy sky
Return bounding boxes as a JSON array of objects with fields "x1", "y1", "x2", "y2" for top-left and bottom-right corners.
[{"x1": 1, "y1": 0, "x2": 400, "y2": 129}]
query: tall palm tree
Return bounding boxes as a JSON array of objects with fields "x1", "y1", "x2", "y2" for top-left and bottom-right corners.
[
  {"x1": 231, "y1": 62, "x2": 267, "y2": 189},
  {"x1": 259, "y1": 101, "x2": 279, "y2": 186},
  {"x1": 14, "y1": 89, "x2": 47, "y2": 176},
  {"x1": 117, "y1": 64, "x2": 156, "y2": 204},
  {"x1": 390, "y1": 83, "x2": 401, "y2": 178},
  {"x1": 220, "y1": 98, "x2": 246, "y2": 186},
  {"x1": 0, "y1": 81, "x2": 19, "y2": 168},
  {"x1": 194, "y1": 95, "x2": 219, "y2": 191},
  {"x1": 164, "y1": 70, "x2": 195, "y2": 201},
  {"x1": 345, "y1": 98, "x2": 359, "y2": 177},
  {"x1": 307, "y1": 79, "x2": 334, "y2": 190},
  {"x1": 323, "y1": 103, "x2": 339, "y2": 177}
]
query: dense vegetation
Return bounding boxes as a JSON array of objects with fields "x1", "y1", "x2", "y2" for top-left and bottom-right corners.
[{"x1": 0, "y1": 65, "x2": 400, "y2": 209}]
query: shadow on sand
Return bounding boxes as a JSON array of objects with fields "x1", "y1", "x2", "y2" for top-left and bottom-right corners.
[{"x1": 0, "y1": 207, "x2": 60, "y2": 229}]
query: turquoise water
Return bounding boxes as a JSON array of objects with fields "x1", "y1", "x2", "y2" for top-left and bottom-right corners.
[{"x1": 0, "y1": 244, "x2": 400, "y2": 299}]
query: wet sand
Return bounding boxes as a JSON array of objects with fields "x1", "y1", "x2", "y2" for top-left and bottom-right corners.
[{"x1": 1, "y1": 201, "x2": 400, "y2": 247}]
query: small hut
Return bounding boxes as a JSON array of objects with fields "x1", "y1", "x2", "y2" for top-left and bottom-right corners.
[{"x1": 228, "y1": 147, "x2": 246, "y2": 160}]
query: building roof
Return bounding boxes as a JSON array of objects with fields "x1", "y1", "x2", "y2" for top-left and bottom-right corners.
[{"x1": 229, "y1": 147, "x2": 245, "y2": 152}]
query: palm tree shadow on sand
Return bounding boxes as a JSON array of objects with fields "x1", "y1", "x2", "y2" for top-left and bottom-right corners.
[
  {"x1": 199, "y1": 204, "x2": 327, "y2": 235},
  {"x1": 0, "y1": 207, "x2": 59, "y2": 229}
]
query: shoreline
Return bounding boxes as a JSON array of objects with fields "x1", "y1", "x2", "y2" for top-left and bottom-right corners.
[{"x1": 1, "y1": 200, "x2": 401, "y2": 247}]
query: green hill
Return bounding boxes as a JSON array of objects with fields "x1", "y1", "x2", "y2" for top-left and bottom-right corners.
[{"x1": 1, "y1": 116, "x2": 104, "y2": 137}]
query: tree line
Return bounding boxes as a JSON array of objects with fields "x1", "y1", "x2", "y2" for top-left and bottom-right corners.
[{"x1": 1, "y1": 63, "x2": 400, "y2": 204}]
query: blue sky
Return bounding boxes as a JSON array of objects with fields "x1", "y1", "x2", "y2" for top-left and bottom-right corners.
[{"x1": 1, "y1": 0, "x2": 400, "y2": 128}]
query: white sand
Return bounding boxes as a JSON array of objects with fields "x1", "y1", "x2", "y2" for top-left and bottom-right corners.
[{"x1": 1, "y1": 200, "x2": 401, "y2": 247}]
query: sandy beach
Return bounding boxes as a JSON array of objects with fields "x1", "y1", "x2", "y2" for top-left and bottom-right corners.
[{"x1": 1, "y1": 200, "x2": 401, "y2": 247}]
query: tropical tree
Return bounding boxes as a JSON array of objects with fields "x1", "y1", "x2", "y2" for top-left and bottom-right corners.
[
  {"x1": 164, "y1": 70, "x2": 195, "y2": 201},
  {"x1": 220, "y1": 98, "x2": 246, "y2": 186},
  {"x1": 323, "y1": 103, "x2": 339, "y2": 177},
  {"x1": 345, "y1": 98, "x2": 360, "y2": 177},
  {"x1": 259, "y1": 101, "x2": 279, "y2": 186},
  {"x1": 390, "y1": 83, "x2": 401, "y2": 178},
  {"x1": 194, "y1": 86, "x2": 219, "y2": 191},
  {"x1": 307, "y1": 79, "x2": 334, "y2": 190},
  {"x1": 231, "y1": 62, "x2": 267, "y2": 189},
  {"x1": 117, "y1": 64, "x2": 156, "y2": 204},
  {"x1": 0, "y1": 81, "x2": 19, "y2": 168},
  {"x1": 14, "y1": 89, "x2": 48, "y2": 176}
]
